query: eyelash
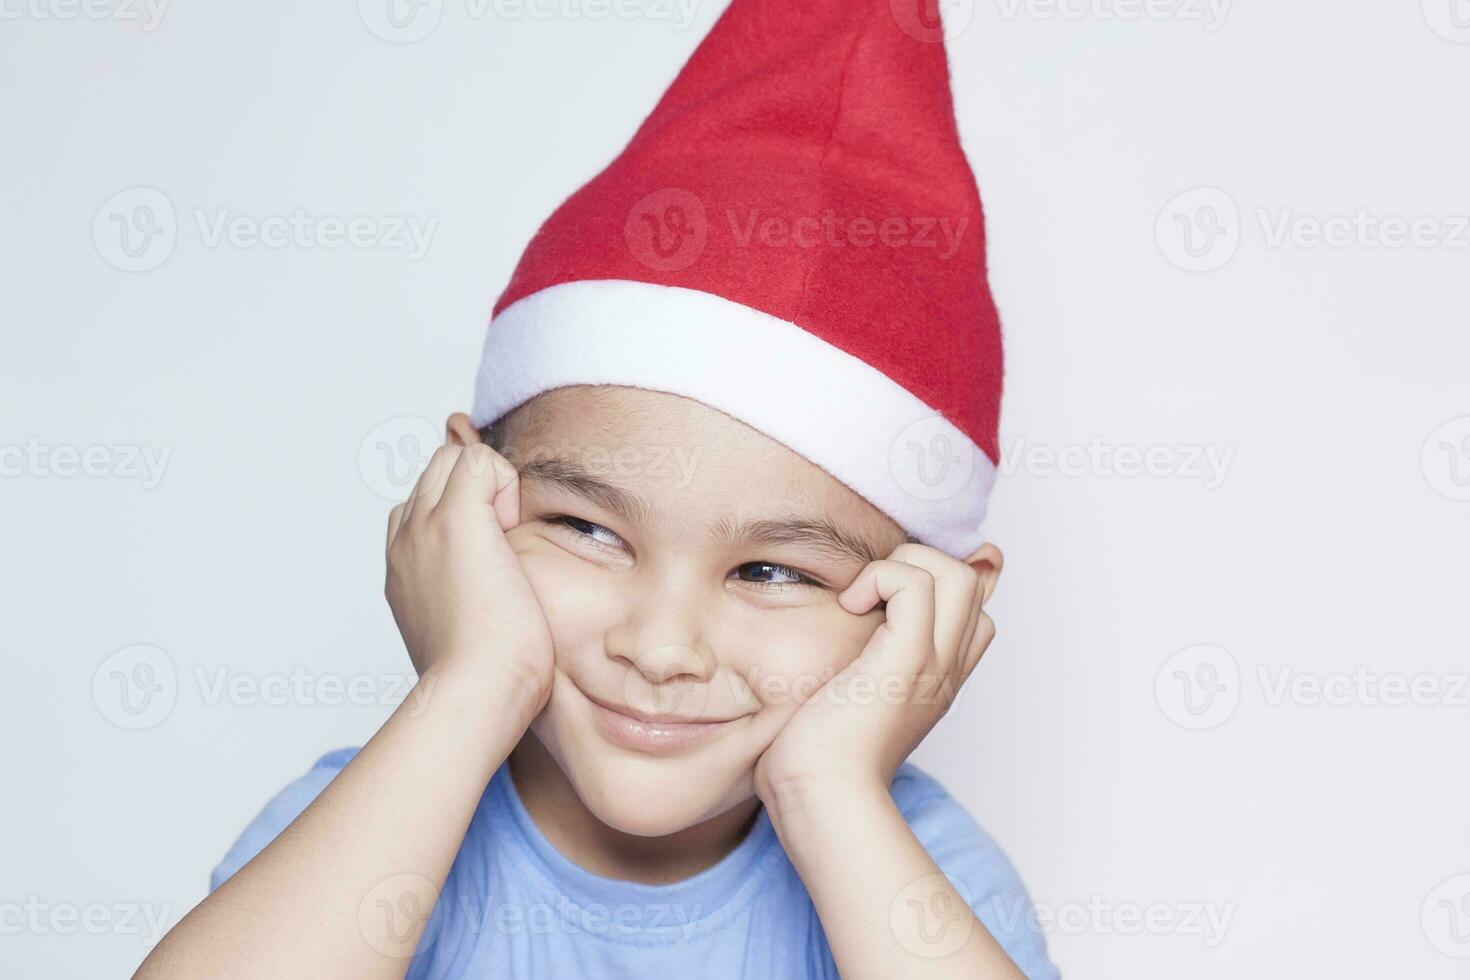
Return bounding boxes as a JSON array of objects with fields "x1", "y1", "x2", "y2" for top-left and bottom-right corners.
[{"x1": 546, "y1": 515, "x2": 824, "y2": 591}]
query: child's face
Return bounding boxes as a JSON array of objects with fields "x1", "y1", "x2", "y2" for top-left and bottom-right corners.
[{"x1": 470, "y1": 385, "x2": 908, "y2": 837}]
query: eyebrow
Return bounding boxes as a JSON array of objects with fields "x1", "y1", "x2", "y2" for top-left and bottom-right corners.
[
  {"x1": 517, "y1": 454, "x2": 883, "y2": 567},
  {"x1": 707, "y1": 514, "x2": 881, "y2": 568},
  {"x1": 517, "y1": 455, "x2": 658, "y2": 528}
]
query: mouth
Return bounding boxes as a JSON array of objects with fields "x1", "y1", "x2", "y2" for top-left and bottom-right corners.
[{"x1": 582, "y1": 690, "x2": 740, "y2": 754}]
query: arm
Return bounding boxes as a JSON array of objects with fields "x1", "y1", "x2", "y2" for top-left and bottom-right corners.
[
  {"x1": 754, "y1": 541, "x2": 1026, "y2": 979},
  {"x1": 134, "y1": 443, "x2": 555, "y2": 980},
  {"x1": 767, "y1": 774, "x2": 1025, "y2": 980}
]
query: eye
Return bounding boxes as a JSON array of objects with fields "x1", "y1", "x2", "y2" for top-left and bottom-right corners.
[
  {"x1": 732, "y1": 561, "x2": 824, "y2": 591},
  {"x1": 547, "y1": 514, "x2": 626, "y2": 551}
]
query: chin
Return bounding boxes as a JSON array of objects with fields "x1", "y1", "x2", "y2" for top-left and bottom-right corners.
[
  {"x1": 577, "y1": 758, "x2": 728, "y2": 837},
  {"x1": 530, "y1": 702, "x2": 760, "y2": 838}
]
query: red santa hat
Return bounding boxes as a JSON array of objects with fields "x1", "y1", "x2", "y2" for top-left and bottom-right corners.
[{"x1": 470, "y1": 0, "x2": 1003, "y2": 560}]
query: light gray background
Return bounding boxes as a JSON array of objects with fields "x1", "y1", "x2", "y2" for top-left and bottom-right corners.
[{"x1": 3, "y1": 1, "x2": 1468, "y2": 976}]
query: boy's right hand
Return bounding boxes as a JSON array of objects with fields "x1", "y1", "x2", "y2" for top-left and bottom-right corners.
[{"x1": 385, "y1": 443, "x2": 554, "y2": 717}]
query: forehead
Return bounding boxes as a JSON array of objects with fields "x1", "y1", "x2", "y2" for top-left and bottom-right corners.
[{"x1": 506, "y1": 385, "x2": 903, "y2": 541}]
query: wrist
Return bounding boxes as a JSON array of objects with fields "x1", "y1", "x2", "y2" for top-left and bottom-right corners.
[
  {"x1": 418, "y1": 657, "x2": 549, "y2": 730},
  {"x1": 761, "y1": 770, "x2": 893, "y2": 834}
]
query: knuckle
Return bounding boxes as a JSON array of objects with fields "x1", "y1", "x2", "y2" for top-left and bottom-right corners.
[{"x1": 466, "y1": 443, "x2": 500, "y2": 478}]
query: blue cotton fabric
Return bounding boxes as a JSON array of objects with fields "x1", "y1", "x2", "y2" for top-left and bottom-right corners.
[{"x1": 210, "y1": 748, "x2": 1059, "y2": 978}]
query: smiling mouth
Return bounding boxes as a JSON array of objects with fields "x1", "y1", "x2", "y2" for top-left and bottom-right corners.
[
  {"x1": 583, "y1": 690, "x2": 733, "y2": 726},
  {"x1": 582, "y1": 690, "x2": 741, "y2": 753}
]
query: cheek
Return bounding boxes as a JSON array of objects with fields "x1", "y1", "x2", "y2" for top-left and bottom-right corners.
[
  {"x1": 509, "y1": 542, "x2": 607, "y2": 661},
  {"x1": 730, "y1": 608, "x2": 882, "y2": 716}
]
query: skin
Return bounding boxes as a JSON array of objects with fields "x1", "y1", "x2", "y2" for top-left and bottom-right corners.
[
  {"x1": 472, "y1": 386, "x2": 909, "y2": 877},
  {"x1": 134, "y1": 384, "x2": 1020, "y2": 979}
]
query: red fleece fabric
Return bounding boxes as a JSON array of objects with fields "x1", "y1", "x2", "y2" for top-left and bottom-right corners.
[{"x1": 492, "y1": 0, "x2": 1003, "y2": 466}]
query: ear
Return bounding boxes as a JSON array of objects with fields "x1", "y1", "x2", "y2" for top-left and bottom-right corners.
[
  {"x1": 445, "y1": 411, "x2": 483, "y2": 447},
  {"x1": 961, "y1": 542, "x2": 1004, "y2": 606}
]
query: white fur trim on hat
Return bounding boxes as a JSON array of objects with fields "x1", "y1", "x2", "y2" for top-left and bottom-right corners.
[{"x1": 470, "y1": 279, "x2": 996, "y2": 560}]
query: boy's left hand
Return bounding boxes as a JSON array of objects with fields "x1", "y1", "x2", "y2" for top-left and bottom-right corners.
[{"x1": 754, "y1": 542, "x2": 998, "y2": 813}]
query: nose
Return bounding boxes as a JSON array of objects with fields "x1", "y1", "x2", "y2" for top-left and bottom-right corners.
[{"x1": 603, "y1": 573, "x2": 717, "y2": 689}]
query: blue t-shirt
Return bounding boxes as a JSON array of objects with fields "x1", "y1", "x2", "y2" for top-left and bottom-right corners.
[{"x1": 210, "y1": 748, "x2": 1059, "y2": 978}]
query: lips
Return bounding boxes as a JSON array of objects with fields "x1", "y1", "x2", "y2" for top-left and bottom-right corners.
[
  {"x1": 583, "y1": 691, "x2": 740, "y2": 754},
  {"x1": 583, "y1": 691, "x2": 730, "y2": 726}
]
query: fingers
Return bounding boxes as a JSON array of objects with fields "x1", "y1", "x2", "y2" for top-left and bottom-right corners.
[
  {"x1": 840, "y1": 557, "x2": 937, "y2": 672},
  {"x1": 395, "y1": 445, "x2": 455, "y2": 532},
  {"x1": 437, "y1": 443, "x2": 521, "y2": 531},
  {"x1": 961, "y1": 609, "x2": 996, "y2": 678},
  {"x1": 875, "y1": 543, "x2": 984, "y2": 672},
  {"x1": 403, "y1": 445, "x2": 462, "y2": 526},
  {"x1": 385, "y1": 443, "x2": 522, "y2": 564},
  {"x1": 387, "y1": 443, "x2": 474, "y2": 555},
  {"x1": 951, "y1": 587, "x2": 982, "y2": 669}
]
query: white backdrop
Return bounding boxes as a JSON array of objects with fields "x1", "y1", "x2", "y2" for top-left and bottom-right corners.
[{"x1": 3, "y1": 1, "x2": 1468, "y2": 977}]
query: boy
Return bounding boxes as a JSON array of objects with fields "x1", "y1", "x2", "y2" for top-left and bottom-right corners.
[{"x1": 135, "y1": 0, "x2": 1059, "y2": 977}]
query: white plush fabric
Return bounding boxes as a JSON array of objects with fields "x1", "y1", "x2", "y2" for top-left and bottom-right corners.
[{"x1": 470, "y1": 279, "x2": 994, "y2": 559}]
